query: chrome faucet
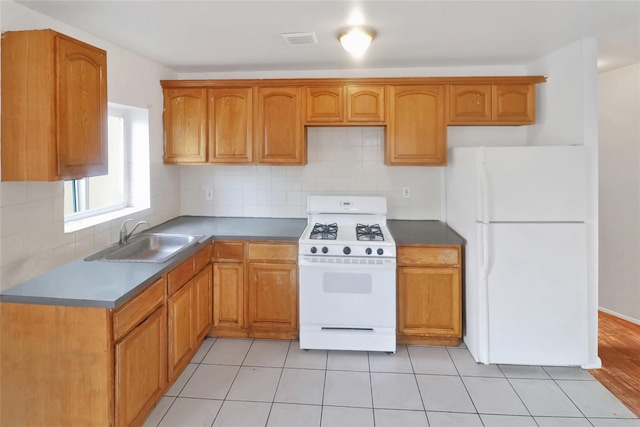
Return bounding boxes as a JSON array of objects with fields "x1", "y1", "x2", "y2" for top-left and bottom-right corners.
[{"x1": 119, "y1": 219, "x2": 150, "y2": 245}]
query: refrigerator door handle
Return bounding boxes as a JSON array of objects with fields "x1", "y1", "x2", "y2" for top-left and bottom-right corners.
[
  {"x1": 481, "y1": 223, "x2": 490, "y2": 281},
  {"x1": 476, "y1": 147, "x2": 489, "y2": 224},
  {"x1": 477, "y1": 221, "x2": 491, "y2": 364}
]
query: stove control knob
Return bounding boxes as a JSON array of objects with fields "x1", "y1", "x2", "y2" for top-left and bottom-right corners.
[
  {"x1": 343, "y1": 247, "x2": 351, "y2": 255},
  {"x1": 365, "y1": 248, "x2": 372, "y2": 255},
  {"x1": 322, "y1": 247, "x2": 329, "y2": 254},
  {"x1": 310, "y1": 247, "x2": 317, "y2": 254},
  {"x1": 377, "y1": 248, "x2": 384, "y2": 255}
]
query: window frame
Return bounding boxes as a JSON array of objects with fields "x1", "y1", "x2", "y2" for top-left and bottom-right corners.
[
  {"x1": 64, "y1": 107, "x2": 130, "y2": 221},
  {"x1": 63, "y1": 102, "x2": 150, "y2": 233}
]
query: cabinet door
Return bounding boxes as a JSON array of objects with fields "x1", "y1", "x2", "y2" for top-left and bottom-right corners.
[
  {"x1": 248, "y1": 263, "x2": 297, "y2": 330},
  {"x1": 305, "y1": 87, "x2": 344, "y2": 123},
  {"x1": 448, "y1": 85, "x2": 492, "y2": 124},
  {"x1": 115, "y1": 306, "x2": 166, "y2": 427},
  {"x1": 397, "y1": 267, "x2": 461, "y2": 337},
  {"x1": 193, "y1": 265, "x2": 213, "y2": 341},
  {"x1": 492, "y1": 84, "x2": 535, "y2": 124},
  {"x1": 213, "y1": 262, "x2": 245, "y2": 328},
  {"x1": 346, "y1": 86, "x2": 385, "y2": 122},
  {"x1": 167, "y1": 282, "x2": 194, "y2": 380},
  {"x1": 255, "y1": 87, "x2": 306, "y2": 164},
  {"x1": 208, "y1": 88, "x2": 253, "y2": 163},
  {"x1": 386, "y1": 85, "x2": 446, "y2": 165},
  {"x1": 163, "y1": 88, "x2": 207, "y2": 163},
  {"x1": 57, "y1": 35, "x2": 108, "y2": 179}
]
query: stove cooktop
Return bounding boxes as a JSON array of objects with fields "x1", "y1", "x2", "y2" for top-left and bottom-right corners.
[
  {"x1": 299, "y1": 195, "x2": 396, "y2": 258},
  {"x1": 299, "y1": 221, "x2": 395, "y2": 258}
]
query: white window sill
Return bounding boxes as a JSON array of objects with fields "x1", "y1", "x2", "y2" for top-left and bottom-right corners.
[{"x1": 64, "y1": 206, "x2": 148, "y2": 234}]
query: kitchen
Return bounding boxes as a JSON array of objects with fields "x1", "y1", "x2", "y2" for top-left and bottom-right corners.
[{"x1": 1, "y1": 1, "x2": 639, "y2": 426}]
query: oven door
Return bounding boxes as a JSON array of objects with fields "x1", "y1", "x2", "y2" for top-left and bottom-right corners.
[{"x1": 298, "y1": 256, "x2": 396, "y2": 351}]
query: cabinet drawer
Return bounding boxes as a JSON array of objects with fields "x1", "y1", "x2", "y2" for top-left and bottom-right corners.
[
  {"x1": 194, "y1": 243, "x2": 213, "y2": 272},
  {"x1": 113, "y1": 278, "x2": 165, "y2": 341},
  {"x1": 248, "y1": 242, "x2": 297, "y2": 262},
  {"x1": 213, "y1": 241, "x2": 245, "y2": 262},
  {"x1": 397, "y1": 246, "x2": 460, "y2": 267},
  {"x1": 167, "y1": 257, "x2": 194, "y2": 295}
]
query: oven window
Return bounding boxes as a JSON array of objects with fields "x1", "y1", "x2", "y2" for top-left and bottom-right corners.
[{"x1": 323, "y1": 273, "x2": 372, "y2": 294}]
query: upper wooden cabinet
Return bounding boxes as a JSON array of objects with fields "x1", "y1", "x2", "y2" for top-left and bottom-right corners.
[
  {"x1": 449, "y1": 83, "x2": 536, "y2": 125},
  {"x1": 305, "y1": 87, "x2": 344, "y2": 123},
  {"x1": 163, "y1": 88, "x2": 207, "y2": 163},
  {"x1": 1, "y1": 29, "x2": 108, "y2": 181},
  {"x1": 346, "y1": 86, "x2": 385, "y2": 122},
  {"x1": 492, "y1": 84, "x2": 535, "y2": 124},
  {"x1": 163, "y1": 85, "x2": 304, "y2": 165},
  {"x1": 448, "y1": 85, "x2": 492, "y2": 123},
  {"x1": 208, "y1": 88, "x2": 253, "y2": 163},
  {"x1": 305, "y1": 85, "x2": 384, "y2": 124},
  {"x1": 161, "y1": 76, "x2": 545, "y2": 166},
  {"x1": 386, "y1": 85, "x2": 447, "y2": 166},
  {"x1": 255, "y1": 87, "x2": 306, "y2": 165}
]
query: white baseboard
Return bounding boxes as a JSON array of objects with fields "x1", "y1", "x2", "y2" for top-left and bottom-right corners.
[
  {"x1": 598, "y1": 307, "x2": 640, "y2": 326},
  {"x1": 581, "y1": 357, "x2": 602, "y2": 369}
]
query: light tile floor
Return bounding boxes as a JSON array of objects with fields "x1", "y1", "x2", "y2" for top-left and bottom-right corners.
[{"x1": 143, "y1": 338, "x2": 639, "y2": 427}]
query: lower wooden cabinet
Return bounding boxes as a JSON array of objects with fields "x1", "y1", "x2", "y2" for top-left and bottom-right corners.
[
  {"x1": 168, "y1": 264, "x2": 212, "y2": 381},
  {"x1": 396, "y1": 245, "x2": 462, "y2": 346},
  {"x1": 115, "y1": 305, "x2": 166, "y2": 427},
  {"x1": 213, "y1": 262, "x2": 245, "y2": 330},
  {"x1": 212, "y1": 241, "x2": 246, "y2": 336},
  {"x1": 193, "y1": 266, "x2": 214, "y2": 341},
  {"x1": 248, "y1": 262, "x2": 297, "y2": 334},
  {"x1": 0, "y1": 276, "x2": 169, "y2": 427},
  {"x1": 210, "y1": 240, "x2": 298, "y2": 339},
  {"x1": 168, "y1": 279, "x2": 195, "y2": 378}
]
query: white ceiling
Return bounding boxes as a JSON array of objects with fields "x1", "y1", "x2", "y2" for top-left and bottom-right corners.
[{"x1": 14, "y1": 0, "x2": 640, "y2": 74}]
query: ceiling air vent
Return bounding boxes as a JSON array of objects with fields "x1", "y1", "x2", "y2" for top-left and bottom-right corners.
[{"x1": 281, "y1": 32, "x2": 318, "y2": 46}]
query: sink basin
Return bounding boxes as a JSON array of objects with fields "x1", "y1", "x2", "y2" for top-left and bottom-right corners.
[{"x1": 85, "y1": 233, "x2": 205, "y2": 263}]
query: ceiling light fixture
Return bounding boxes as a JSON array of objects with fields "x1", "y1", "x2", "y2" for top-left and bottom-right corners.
[{"x1": 337, "y1": 27, "x2": 376, "y2": 57}]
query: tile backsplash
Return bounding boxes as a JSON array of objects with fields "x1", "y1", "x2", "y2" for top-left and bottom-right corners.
[
  {"x1": 180, "y1": 127, "x2": 443, "y2": 219},
  {"x1": 0, "y1": 164, "x2": 180, "y2": 290}
]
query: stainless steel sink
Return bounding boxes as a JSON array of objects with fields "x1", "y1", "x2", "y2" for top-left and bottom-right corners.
[{"x1": 85, "y1": 233, "x2": 205, "y2": 263}]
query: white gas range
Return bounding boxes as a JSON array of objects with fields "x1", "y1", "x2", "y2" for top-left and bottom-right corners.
[{"x1": 298, "y1": 195, "x2": 397, "y2": 353}]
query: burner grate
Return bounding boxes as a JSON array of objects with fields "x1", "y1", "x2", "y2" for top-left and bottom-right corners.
[
  {"x1": 356, "y1": 223, "x2": 384, "y2": 241},
  {"x1": 310, "y1": 223, "x2": 338, "y2": 240}
]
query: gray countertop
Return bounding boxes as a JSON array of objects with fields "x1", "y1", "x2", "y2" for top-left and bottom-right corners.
[
  {"x1": 0, "y1": 216, "x2": 306, "y2": 309},
  {"x1": 0, "y1": 216, "x2": 462, "y2": 309},
  {"x1": 388, "y1": 220, "x2": 465, "y2": 245}
]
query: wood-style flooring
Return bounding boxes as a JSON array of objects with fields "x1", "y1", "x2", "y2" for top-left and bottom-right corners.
[{"x1": 588, "y1": 310, "x2": 640, "y2": 417}]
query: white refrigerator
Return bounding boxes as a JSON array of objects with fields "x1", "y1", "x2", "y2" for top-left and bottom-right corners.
[{"x1": 446, "y1": 146, "x2": 589, "y2": 366}]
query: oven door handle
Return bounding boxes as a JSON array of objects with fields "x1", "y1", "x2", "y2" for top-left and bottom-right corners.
[{"x1": 298, "y1": 258, "x2": 396, "y2": 269}]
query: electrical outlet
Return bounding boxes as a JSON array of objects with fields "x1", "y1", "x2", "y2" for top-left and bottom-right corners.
[
  {"x1": 205, "y1": 189, "x2": 214, "y2": 200},
  {"x1": 403, "y1": 187, "x2": 411, "y2": 198}
]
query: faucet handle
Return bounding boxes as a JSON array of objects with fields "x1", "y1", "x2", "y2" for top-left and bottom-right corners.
[{"x1": 119, "y1": 219, "x2": 134, "y2": 244}]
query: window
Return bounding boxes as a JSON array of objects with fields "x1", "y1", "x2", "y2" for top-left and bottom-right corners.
[
  {"x1": 64, "y1": 112, "x2": 126, "y2": 217},
  {"x1": 64, "y1": 103, "x2": 150, "y2": 231}
]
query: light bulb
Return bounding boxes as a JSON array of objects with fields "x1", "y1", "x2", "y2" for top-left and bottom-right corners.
[{"x1": 338, "y1": 28, "x2": 376, "y2": 57}]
